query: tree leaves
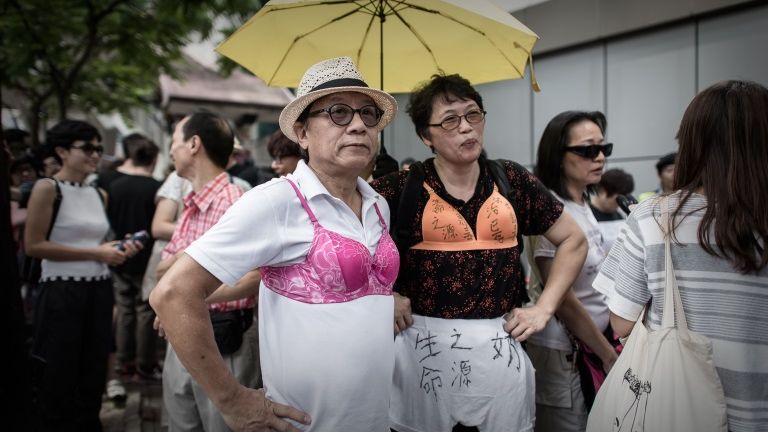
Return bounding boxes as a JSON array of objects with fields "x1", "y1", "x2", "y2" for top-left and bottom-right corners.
[{"x1": 0, "y1": 0, "x2": 263, "y2": 141}]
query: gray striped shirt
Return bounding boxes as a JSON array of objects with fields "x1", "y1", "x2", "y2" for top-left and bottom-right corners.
[{"x1": 593, "y1": 192, "x2": 768, "y2": 432}]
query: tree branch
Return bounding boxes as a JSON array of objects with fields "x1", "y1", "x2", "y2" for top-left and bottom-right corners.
[
  {"x1": 94, "y1": 0, "x2": 130, "y2": 21},
  {"x1": 63, "y1": 0, "x2": 131, "y2": 96},
  {"x1": 7, "y1": 0, "x2": 64, "y2": 84}
]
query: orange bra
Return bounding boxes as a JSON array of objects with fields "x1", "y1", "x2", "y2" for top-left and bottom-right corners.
[{"x1": 411, "y1": 183, "x2": 519, "y2": 251}]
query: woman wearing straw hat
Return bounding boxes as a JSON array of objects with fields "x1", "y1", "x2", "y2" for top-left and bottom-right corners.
[{"x1": 151, "y1": 57, "x2": 399, "y2": 431}]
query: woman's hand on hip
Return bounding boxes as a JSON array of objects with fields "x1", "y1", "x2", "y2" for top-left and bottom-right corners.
[
  {"x1": 504, "y1": 305, "x2": 553, "y2": 342},
  {"x1": 393, "y1": 291, "x2": 414, "y2": 335}
]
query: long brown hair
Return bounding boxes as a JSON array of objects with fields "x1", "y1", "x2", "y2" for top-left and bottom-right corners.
[{"x1": 674, "y1": 80, "x2": 768, "y2": 273}]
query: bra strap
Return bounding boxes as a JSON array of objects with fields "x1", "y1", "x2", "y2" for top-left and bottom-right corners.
[
  {"x1": 372, "y1": 202, "x2": 388, "y2": 230},
  {"x1": 284, "y1": 178, "x2": 318, "y2": 223}
]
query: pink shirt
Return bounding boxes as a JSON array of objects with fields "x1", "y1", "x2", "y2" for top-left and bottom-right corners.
[{"x1": 163, "y1": 172, "x2": 254, "y2": 312}]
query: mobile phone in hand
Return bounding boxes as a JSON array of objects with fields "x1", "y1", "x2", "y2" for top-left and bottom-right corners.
[
  {"x1": 116, "y1": 230, "x2": 150, "y2": 251},
  {"x1": 616, "y1": 194, "x2": 638, "y2": 214}
]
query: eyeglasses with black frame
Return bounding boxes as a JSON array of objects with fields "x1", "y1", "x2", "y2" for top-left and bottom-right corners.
[
  {"x1": 309, "y1": 103, "x2": 383, "y2": 127},
  {"x1": 428, "y1": 109, "x2": 486, "y2": 131},
  {"x1": 70, "y1": 142, "x2": 105, "y2": 156},
  {"x1": 564, "y1": 143, "x2": 613, "y2": 159}
]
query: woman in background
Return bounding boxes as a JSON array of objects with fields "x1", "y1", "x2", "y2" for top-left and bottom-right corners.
[
  {"x1": 594, "y1": 80, "x2": 768, "y2": 432},
  {"x1": 25, "y1": 120, "x2": 141, "y2": 431},
  {"x1": 527, "y1": 110, "x2": 619, "y2": 432},
  {"x1": 267, "y1": 129, "x2": 302, "y2": 177}
]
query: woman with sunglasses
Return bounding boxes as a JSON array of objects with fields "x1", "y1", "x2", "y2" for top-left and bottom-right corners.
[
  {"x1": 526, "y1": 111, "x2": 619, "y2": 432},
  {"x1": 24, "y1": 120, "x2": 142, "y2": 431},
  {"x1": 151, "y1": 57, "x2": 399, "y2": 431}
]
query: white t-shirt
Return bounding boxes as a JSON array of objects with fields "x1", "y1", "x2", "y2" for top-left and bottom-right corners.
[
  {"x1": 597, "y1": 218, "x2": 625, "y2": 253},
  {"x1": 527, "y1": 195, "x2": 609, "y2": 351},
  {"x1": 186, "y1": 160, "x2": 395, "y2": 431}
]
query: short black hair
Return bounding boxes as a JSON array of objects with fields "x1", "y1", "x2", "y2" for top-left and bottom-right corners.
[
  {"x1": 534, "y1": 110, "x2": 607, "y2": 201},
  {"x1": 596, "y1": 168, "x2": 634, "y2": 196},
  {"x1": 10, "y1": 154, "x2": 37, "y2": 175},
  {"x1": 121, "y1": 133, "x2": 159, "y2": 167},
  {"x1": 46, "y1": 120, "x2": 102, "y2": 164},
  {"x1": 266, "y1": 129, "x2": 301, "y2": 160},
  {"x1": 655, "y1": 152, "x2": 677, "y2": 174},
  {"x1": 407, "y1": 74, "x2": 483, "y2": 142},
  {"x1": 373, "y1": 153, "x2": 399, "y2": 179},
  {"x1": 4, "y1": 128, "x2": 30, "y2": 145},
  {"x1": 182, "y1": 112, "x2": 234, "y2": 169}
]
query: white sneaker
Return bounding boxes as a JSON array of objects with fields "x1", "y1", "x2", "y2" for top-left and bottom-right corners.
[{"x1": 106, "y1": 379, "x2": 127, "y2": 406}]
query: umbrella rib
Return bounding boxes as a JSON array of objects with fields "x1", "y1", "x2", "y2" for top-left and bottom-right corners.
[
  {"x1": 266, "y1": 2, "x2": 375, "y2": 85},
  {"x1": 355, "y1": 5, "x2": 378, "y2": 68},
  {"x1": 267, "y1": 0, "x2": 367, "y2": 13},
  {"x1": 396, "y1": 2, "x2": 526, "y2": 78},
  {"x1": 386, "y1": 4, "x2": 442, "y2": 74},
  {"x1": 351, "y1": 0, "x2": 379, "y2": 16}
]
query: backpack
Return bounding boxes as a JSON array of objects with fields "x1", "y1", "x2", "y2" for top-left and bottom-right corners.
[
  {"x1": 21, "y1": 179, "x2": 62, "y2": 283},
  {"x1": 392, "y1": 158, "x2": 523, "y2": 257}
]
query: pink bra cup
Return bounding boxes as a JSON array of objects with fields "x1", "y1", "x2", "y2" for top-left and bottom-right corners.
[{"x1": 261, "y1": 178, "x2": 399, "y2": 304}]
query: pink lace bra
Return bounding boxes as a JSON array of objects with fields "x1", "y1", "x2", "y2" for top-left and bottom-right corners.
[{"x1": 260, "y1": 178, "x2": 399, "y2": 304}]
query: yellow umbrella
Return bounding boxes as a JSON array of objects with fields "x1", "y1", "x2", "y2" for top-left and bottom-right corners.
[{"x1": 216, "y1": 0, "x2": 540, "y2": 93}]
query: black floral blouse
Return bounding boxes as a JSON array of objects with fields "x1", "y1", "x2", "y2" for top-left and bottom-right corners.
[{"x1": 372, "y1": 157, "x2": 563, "y2": 319}]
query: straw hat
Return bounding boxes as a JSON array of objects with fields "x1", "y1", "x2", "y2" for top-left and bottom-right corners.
[{"x1": 279, "y1": 57, "x2": 397, "y2": 142}]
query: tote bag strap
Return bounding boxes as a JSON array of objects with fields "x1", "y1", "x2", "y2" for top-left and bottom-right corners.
[{"x1": 660, "y1": 196, "x2": 691, "y2": 335}]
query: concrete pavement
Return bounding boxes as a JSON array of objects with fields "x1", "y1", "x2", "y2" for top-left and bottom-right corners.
[{"x1": 101, "y1": 379, "x2": 165, "y2": 432}]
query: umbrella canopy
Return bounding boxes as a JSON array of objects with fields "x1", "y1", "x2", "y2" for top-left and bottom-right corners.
[{"x1": 216, "y1": 0, "x2": 540, "y2": 93}]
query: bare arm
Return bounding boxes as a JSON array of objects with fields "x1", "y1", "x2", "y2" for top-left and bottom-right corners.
[
  {"x1": 505, "y1": 211, "x2": 587, "y2": 341},
  {"x1": 537, "y1": 256, "x2": 618, "y2": 373},
  {"x1": 24, "y1": 180, "x2": 128, "y2": 266},
  {"x1": 610, "y1": 312, "x2": 635, "y2": 339},
  {"x1": 155, "y1": 269, "x2": 260, "y2": 338},
  {"x1": 156, "y1": 250, "x2": 181, "y2": 280},
  {"x1": 151, "y1": 197, "x2": 178, "y2": 241},
  {"x1": 205, "y1": 270, "x2": 261, "y2": 305},
  {"x1": 10, "y1": 186, "x2": 21, "y2": 201},
  {"x1": 150, "y1": 254, "x2": 309, "y2": 431}
]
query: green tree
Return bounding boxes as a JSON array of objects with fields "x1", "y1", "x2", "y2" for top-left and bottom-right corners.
[{"x1": 0, "y1": 0, "x2": 262, "y2": 145}]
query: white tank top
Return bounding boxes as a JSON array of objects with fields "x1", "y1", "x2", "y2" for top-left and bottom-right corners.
[{"x1": 40, "y1": 180, "x2": 111, "y2": 281}]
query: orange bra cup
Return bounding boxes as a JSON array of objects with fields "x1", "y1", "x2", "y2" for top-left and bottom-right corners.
[
  {"x1": 476, "y1": 187, "x2": 518, "y2": 245},
  {"x1": 421, "y1": 185, "x2": 474, "y2": 243},
  {"x1": 412, "y1": 183, "x2": 519, "y2": 252}
]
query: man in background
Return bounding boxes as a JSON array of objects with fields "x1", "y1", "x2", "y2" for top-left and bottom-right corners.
[
  {"x1": 156, "y1": 112, "x2": 260, "y2": 432},
  {"x1": 639, "y1": 152, "x2": 676, "y2": 201}
]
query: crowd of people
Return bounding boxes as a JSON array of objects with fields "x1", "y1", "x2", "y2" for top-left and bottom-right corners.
[{"x1": 4, "y1": 55, "x2": 767, "y2": 432}]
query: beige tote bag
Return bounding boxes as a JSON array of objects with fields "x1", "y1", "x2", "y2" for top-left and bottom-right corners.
[{"x1": 586, "y1": 199, "x2": 727, "y2": 432}]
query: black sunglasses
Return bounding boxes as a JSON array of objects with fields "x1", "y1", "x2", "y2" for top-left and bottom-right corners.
[
  {"x1": 71, "y1": 142, "x2": 104, "y2": 156},
  {"x1": 309, "y1": 103, "x2": 383, "y2": 127},
  {"x1": 564, "y1": 143, "x2": 613, "y2": 159}
]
